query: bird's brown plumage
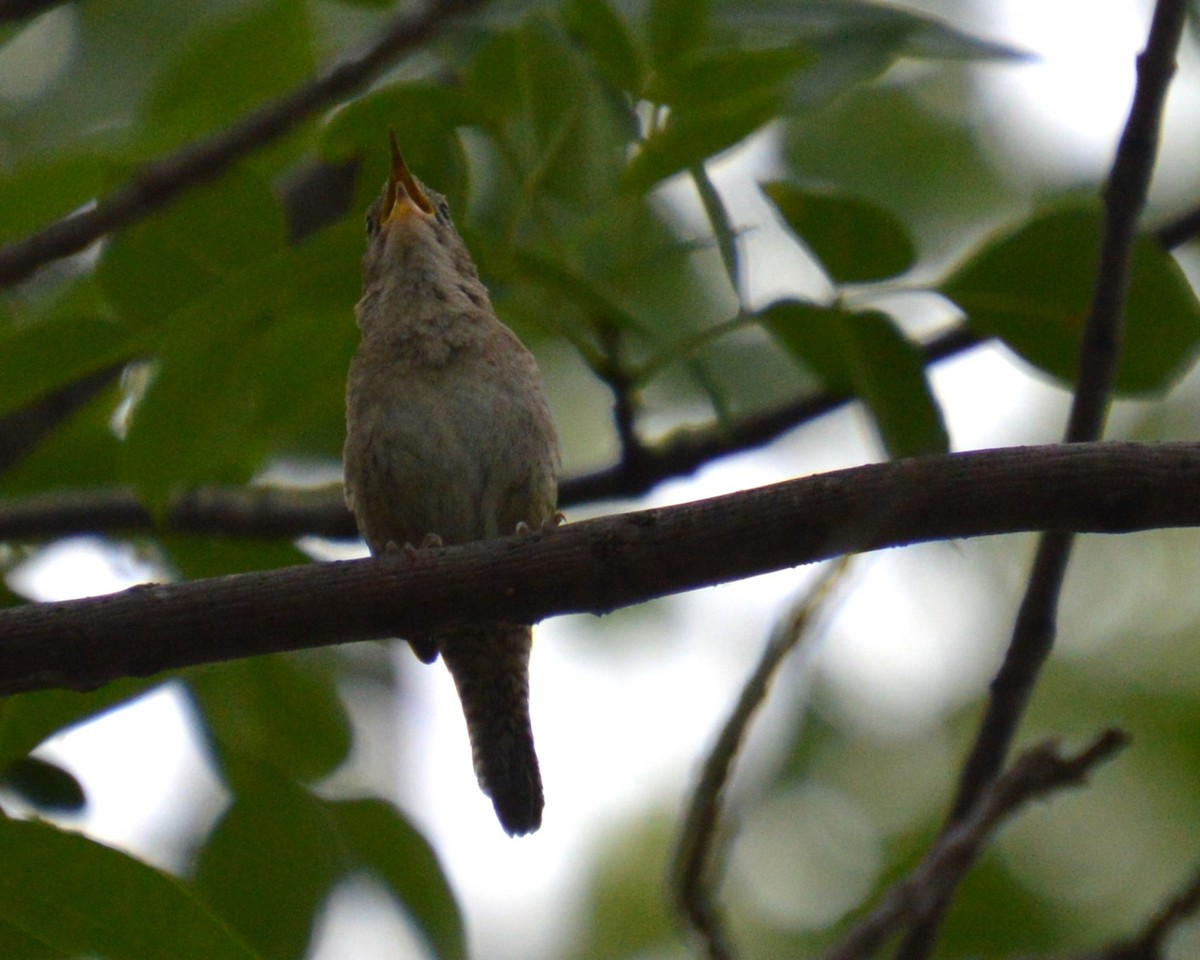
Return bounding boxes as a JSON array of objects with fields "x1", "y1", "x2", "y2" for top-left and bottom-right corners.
[{"x1": 344, "y1": 138, "x2": 559, "y2": 835}]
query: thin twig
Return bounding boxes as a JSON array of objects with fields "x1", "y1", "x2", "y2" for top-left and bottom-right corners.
[
  {"x1": 594, "y1": 321, "x2": 643, "y2": 470},
  {"x1": 894, "y1": 5, "x2": 1189, "y2": 958},
  {"x1": 690, "y1": 162, "x2": 743, "y2": 303},
  {"x1": 672, "y1": 560, "x2": 851, "y2": 960},
  {"x1": 0, "y1": 0, "x2": 487, "y2": 288},
  {"x1": 1074, "y1": 866, "x2": 1200, "y2": 960},
  {"x1": 1153, "y1": 201, "x2": 1200, "y2": 250},
  {"x1": 828, "y1": 731, "x2": 1128, "y2": 960}
]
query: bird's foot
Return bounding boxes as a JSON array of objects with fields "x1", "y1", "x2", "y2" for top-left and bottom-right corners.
[
  {"x1": 515, "y1": 513, "x2": 564, "y2": 537},
  {"x1": 383, "y1": 539, "x2": 421, "y2": 560}
]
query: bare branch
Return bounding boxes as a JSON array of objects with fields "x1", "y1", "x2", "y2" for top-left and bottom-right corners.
[
  {"x1": 1153, "y1": 202, "x2": 1200, "y2": 250},
  {"x1": 895, "y1": 6, "x2": 1190, "y2": 957},
  {"x1": 672, "y1": 560, "x2": 851, "y2": 960},
  {"x1": 0, "y1": 0, "x2": 487, "y2": 288},
  {"x1": 1067, "y1": 866, "x2": 1200, "y2": 960},
  {"x1": 1, "y1": 441, "x2": 1200, "y2": 696},
  {"x1": 828, "y1": 731, "x2": 1128, "y2": 960}
]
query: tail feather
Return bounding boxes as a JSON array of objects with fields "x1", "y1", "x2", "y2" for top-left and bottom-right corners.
[{"x1": 437, "y1": 622, "x2": 543, "y2": 836}]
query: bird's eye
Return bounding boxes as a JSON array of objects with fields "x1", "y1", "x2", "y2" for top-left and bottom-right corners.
[
  {"x1": 437, "y1": 201, "x2": 451, "y2": 223},
  {"x1": 365, "y1": 211, "x2": 379, "y2": 236}
]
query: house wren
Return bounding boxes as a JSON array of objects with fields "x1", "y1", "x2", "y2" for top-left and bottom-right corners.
[{"x1": 344, "y1": 134, "x2": 560, "y2": 836}]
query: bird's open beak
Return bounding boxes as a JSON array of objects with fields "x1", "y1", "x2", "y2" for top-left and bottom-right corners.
[{"x1": 382, "y1": 131, "x2": 436, "y2": 226}]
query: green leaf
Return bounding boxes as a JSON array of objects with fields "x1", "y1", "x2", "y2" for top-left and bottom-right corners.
[
  {"x1": 894, "y1": 14, "x2": 1032, "y2": 62},
  {"x1": 0, "y1": 919, "x2": 56, "y2": 960},
  {"x1": 760, "y1": 300, "x2": 948, "y2": 458},
  {"x1": 0, "y1": 679, "x2": 162, "y2": 772},
  {"x1": 512, "y1": 243, "x2": 730, "y2": 418},
  {"x1": 320, "y1": 83, "x2": 473, "y2": 216},
  {"x1": 761, "y1": 181, "x2": 916, "y2": 284},
  {"x1": 646, "y1": 0, "x2": 709, "y2": 66},
  {"x1": 194, "y1": 770, "x2": 341, "y2": 960},
  {"x1": 160, "y1": 537, "x2": 311, "y2": 580},
  {"x1": 941, "y1": 206, "x2": 1200, "y2": 395},
  {"x1": 186, "y1": 653, "x2": 352, "y2": 785},
  {"x1": 121, "y1": 304, "x2": 278, "y2": 505},
  {"x1": 329, "y1": 799, "x2": 466, "y2": 960},
  {"x1": 574, "y1": 816, "x2": 677, "y2": 959},
  {"x1": 194, "y1": 767, "x2": 464, "y2": 960},
  {"x1": 0, "y1": 154, "x2": 108, "y2": 245},
  {"x1": 0, "y1": 378, "x2": 124, "y2": 495},
  {"x1": 120, "y1": 219, "x2": 360, "y2": 506},
  {"x1": 0, "y1": 277, "x2": 135, "y2": 420},
  {"x1": 560, "y1": 0, "x2": 645, "y2": 95},
  {"x1": 97, "y1": 169, "x2": 287, "y2": 328},
  {"x1": 624, "y1": 90, "x2": 780, "y2": 192},
  {"x1": 644, "y1": 45, "x2": 811, "y2": 110},
  {"x1": 0, "y1": 1, "x2": 206, "y2": 164},
  {"x1": 939, "y1": 853, "x2": 1062, "y2": 956},
  {"x1": 783, "y1": 85, "x2": 1010, "y2": 257},
  {"x1": 140, "y1": 0, "x2": 315, "y2": 151},
  {"x1": 0, "y1": 819, "x2": 260, "y2": 960},
  {"x1": 0, "y1": 756, "x2": 86, "y2": 812},
  {"x1": 465, "y1": 16, "x2": 631, "y2": 208},
  {"x1": 716, "y1": 1, "x2": 1028, "y2": 63}
]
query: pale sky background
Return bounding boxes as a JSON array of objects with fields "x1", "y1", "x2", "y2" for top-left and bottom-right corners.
[{"x1": 7, "y1": 1, "x2": 1200, "y2": 958}]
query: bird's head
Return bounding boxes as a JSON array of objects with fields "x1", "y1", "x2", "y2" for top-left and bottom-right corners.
[{"x1": 362, "y1": 132, "x2": 468, "y2": 287}]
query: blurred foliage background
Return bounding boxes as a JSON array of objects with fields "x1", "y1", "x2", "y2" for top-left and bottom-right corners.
[{"x1": 2, "y1": 0, "x2": 1200, "y2": 958}]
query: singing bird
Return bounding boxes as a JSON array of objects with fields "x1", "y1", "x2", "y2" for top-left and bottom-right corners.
[{"x1": 344, "y1": 134, "x2": 560, "y2": 836}]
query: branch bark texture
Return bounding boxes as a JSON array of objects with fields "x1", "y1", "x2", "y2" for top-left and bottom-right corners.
[
  {"x1": 896, "y1": 8, "x2": 1189, "y2": 955},
  {"x1": 1, "y1": 441, "x2": 1199, "y2": 696}
]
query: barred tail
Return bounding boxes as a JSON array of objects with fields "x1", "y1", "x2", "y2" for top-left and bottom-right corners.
[{"x1": 437, "y1": 622, "x2": 543, "y2": 836}]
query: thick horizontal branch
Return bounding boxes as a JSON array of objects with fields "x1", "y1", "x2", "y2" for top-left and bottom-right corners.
[
  {"x1": 0, "y1": 485, "x2": 357, "y2": 542},
  {"x1": 1, "y1": 441, "x2": 1199, "y2": 695}
]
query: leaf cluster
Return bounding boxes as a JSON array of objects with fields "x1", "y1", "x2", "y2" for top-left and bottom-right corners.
[{"x1": 0, "y1": 0, "x2": 1199, "y2": 958}]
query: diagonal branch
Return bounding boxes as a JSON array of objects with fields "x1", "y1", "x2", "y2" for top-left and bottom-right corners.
[
  {"x1": 0, "y1": 0, "x2": 486, "y2": 288},
  {"x1": 827, "y1": 731, "x2": 1127, "y2": 960},
  {"x1": 672, "y1": 560, "x2": 851, "y2": 960},
  {"x1": 894, "y1": 5, "x2": 1190, "y2": 958},
  {"x1": 1077, "y1": 865, "x2": 1200, "y2": 960},
  {"x1": 1, "y1": 441, "x2": 1200, "y2": 696}
]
